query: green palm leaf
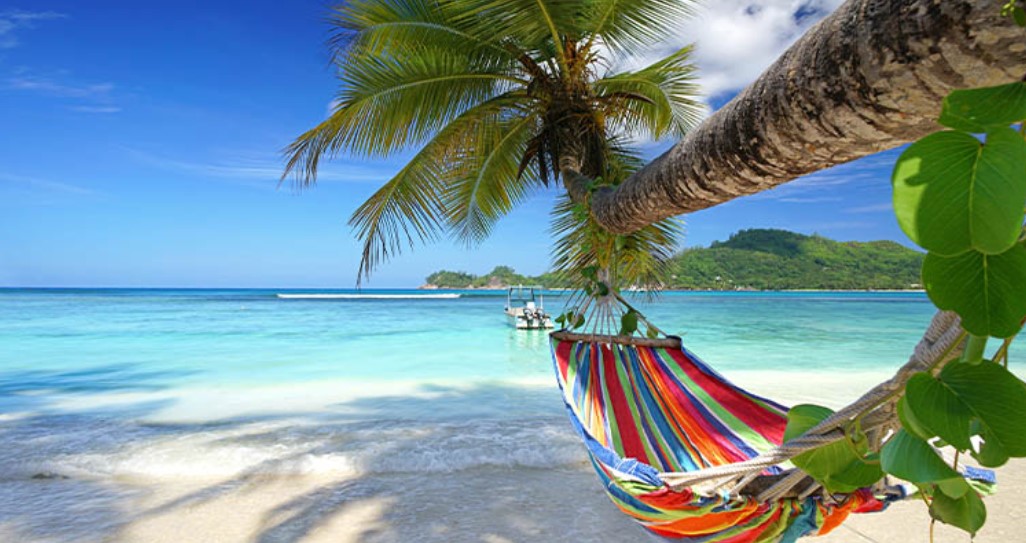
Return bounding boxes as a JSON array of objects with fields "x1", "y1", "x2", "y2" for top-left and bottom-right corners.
[
  {"x1": 582, "y1": 0, "x2": 697, "y2": 57},
  {"x1": 283, "y1": 47, "x2": 525, "y2": 185},
  {"x1": 550, "y1": 195, "x2": 682, "y2": 290},
  {"x1": 330, "y1": 0, "x2": 515, "y2": 61},
  {"x1": 596, "y1": 46, "x2": 704, "y2": 139},
  {"x1": 455, "y1": 0, "x2": 583, "y2": 67},
  {"x1": 551, "y1": 147, "x2": 682, "y2": 289},
  {"x1": 444, "y1": 112, "x2": 544, "y2": 244},
  {"x1": 349, "y1": 94, "x2": 528, "y2": 282}
]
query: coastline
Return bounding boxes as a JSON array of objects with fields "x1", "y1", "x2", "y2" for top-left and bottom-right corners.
[
  {"x1": 3, "y1": 288, "x2": 1011, "y2": 543},
  {"x1": 4, "y1": 371, "x2": 1022, "y2": 543},
  {"x1": 418, "y1": 285, "x2": 926, "y2": 293}
]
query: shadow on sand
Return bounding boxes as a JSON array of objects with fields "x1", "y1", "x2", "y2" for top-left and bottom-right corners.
[{"x1": 0, "y1": 379, "x2": 642, "y2": 543}]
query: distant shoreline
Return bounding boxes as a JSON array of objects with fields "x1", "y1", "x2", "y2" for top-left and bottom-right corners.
[
  {"x1": 419, "y1": 285, "x2": 926, "y2": 293},
  {"x1": 0, "y1": 286, "x2": 927, "y2": 294}
]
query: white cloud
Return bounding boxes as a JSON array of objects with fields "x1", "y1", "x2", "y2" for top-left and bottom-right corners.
[
  {"x1": 616, "y1": 1, "x2": 844, "y2": 100},
  {"x1": 0, "y1": 9, "x2": 66, "y2": 49}
]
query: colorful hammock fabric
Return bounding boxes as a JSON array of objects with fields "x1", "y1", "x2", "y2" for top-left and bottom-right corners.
[{"x1": 551, "y1": 337, "x2": 897, "y2": 542}]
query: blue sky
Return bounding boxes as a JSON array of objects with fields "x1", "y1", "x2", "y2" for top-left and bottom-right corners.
[{"x1": 1, "y1": 1, "x2": 911, "y2": 288}]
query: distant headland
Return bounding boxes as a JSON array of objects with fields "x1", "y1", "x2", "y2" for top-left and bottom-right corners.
[{"x1": 421, "y1": 229, "x2": 924, "y2": 291}]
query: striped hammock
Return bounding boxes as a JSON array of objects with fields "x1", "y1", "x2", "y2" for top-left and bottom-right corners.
[{"x1": 551, "y1": 336, "x2": 896, "y2": 542}]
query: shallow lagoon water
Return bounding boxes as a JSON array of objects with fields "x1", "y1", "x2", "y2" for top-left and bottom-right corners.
[{"x1": 0, "y1": 288, "x2": 956, "y2": 541}]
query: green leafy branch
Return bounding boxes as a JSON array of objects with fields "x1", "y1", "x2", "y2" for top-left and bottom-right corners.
[
  {"x1": 784, "y1": 76, "x2": 1026, "y2": 538},
  {"x1": 1002, "y1": 0, "x2": 1026, "y2": 27}
]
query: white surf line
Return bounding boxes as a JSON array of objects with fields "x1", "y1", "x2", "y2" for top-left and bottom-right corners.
[{"x1": 276, "y1": 293, "x2": 461, "y2": 299}]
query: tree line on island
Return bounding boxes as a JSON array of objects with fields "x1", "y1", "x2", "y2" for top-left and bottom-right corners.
[{"x1": 423, "y1": 229, "x2": 924, "y2": 291}]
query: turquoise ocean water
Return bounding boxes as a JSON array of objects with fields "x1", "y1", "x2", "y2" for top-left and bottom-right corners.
[{"x1": 0, "y1": 288, "x2": 956, "y2": 540}]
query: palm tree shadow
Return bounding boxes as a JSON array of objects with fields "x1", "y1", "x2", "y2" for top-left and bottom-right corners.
[
  {"x1": 241, "y1": 383, "x2": 640, "y2": 542},
  {"x1": 118, "y1": 382, "x2": 641, "y2": 543},
  {"x1": 1, "y1": 378, "x2": 641, "y2": 542}
]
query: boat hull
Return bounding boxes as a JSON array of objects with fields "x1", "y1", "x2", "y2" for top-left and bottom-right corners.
[{"x1": 505, "y1": 309, "x2": 554, "y2": 330}]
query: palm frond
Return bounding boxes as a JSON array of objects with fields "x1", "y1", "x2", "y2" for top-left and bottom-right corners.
[
  {"x1": 550, "y1": 145, "x2": 682, "y2": 290},
  {"x1": 595, "y1": 46, "x2": 704, "y2": 140},
  {"x1": 348, "y1": 93, "x2": 528, "y2": 283},
  {"x1": 444, "y1": 112, "x2": 543, "y2": 245},
  {"x1": 455, "y1": 0, "x2": 586, "y2": 60},
  {"x1": 580, "y1": 0, "x2": 698, "y2": 58},
  {"x1": 329, "y1": 0, "x2": 517, "y2": 62},
  {"x1": 550, "y1": 194, "x2": 683, "y2": 290},
  {"x1": 282, "y1": 46, "x2": 526, "y2": 186}
]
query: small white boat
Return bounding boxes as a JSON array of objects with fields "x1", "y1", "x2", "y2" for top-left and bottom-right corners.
[
  {"x1": 504, "y1": 285, "x2": 553, "y2": 329},
  {"x1": 277, "y1": 293, "x2": 461, "y2": 300}
]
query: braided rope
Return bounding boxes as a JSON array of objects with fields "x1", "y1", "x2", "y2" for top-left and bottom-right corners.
[{"x1": 657, "y1": 311, "x2": 965, "y2": 496}]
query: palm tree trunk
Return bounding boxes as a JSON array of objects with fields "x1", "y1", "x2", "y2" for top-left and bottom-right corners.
[{"x1": 587, "y1": 0, "x2": 1026, "y2": 234}]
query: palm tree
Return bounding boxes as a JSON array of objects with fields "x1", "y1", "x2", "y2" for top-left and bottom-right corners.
[
  {"x1": 583, "y1": 0, "x2": 1026, "y2": 234},
  {"x1": 282, "y1": 0, "x2": 704, "y2": 286}
]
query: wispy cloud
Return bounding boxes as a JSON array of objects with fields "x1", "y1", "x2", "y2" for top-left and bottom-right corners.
[
  {"x1": 69, "y1": 105, "x2": 122, "y2": 114},
  {"x1": 0, "y1": 172, "x2": 96, "y2": 196},
  {"x1": 777, "y1": 196, "x2": 843, "y2": 204},
  {"x1": 7, "y1": 75, "x2": 114, "y2": 98},
  {"x1": 5, "y1": 72, "x2": 122, "y2": 113},
  {"x1": 124, "y1": 147, "x2": 392, "y2": 188},
  {"x1": 0, "y1": 9, "x2": 66, "y2": 49},
  {"x1": 845, "y1": 202, "x2": 893, "y2": 214},
  {"x1": 748, "y1": 159, "x2": 890, "y2": 203},
  {"x1": 800, "y1": 220, "x2": 876, "y2": 231}
]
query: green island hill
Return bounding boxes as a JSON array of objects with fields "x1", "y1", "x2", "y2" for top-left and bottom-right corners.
[{"x1": 422, "y1": 229, "x2": 924, "y2": 291}]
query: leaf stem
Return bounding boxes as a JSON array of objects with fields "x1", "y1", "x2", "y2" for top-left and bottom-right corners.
[
  {"x1": 993, "y1": 336, "x2": 1014, "y2": 368},
  {"x1": 961, "y1": 334, "x2": 988, "y2": 365}
]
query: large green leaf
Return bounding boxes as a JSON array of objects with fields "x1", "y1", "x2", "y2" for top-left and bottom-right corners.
[
  {"x1": 903, "y1": 372, "x2": 974, "y2": 450},
  {"x1": 880, "y1": 429, "x2": 962, "y2": 488},
  {"x1": 922, "y1": 245, "x2": 1026, "y2": 338},
  {"x1": 784, "y1": 405, "x2": 882, "y2": 493},
  {"x1": 783, "y1": 404, "x2": 834, "y2": 442},
  {"x1": 939, "y1": 81, "x2": 1026, "y2": 133},
  {"x1": 939, "y1": 361, "x2": 1026, "y2": 457},
  {"x1": 896, "y1": 395, "x2": 931, "y2": 440},
  {"x1": 903, "y1": 360, "x2": 1026, "y2": 468},
  {"x1": 930, "y1": 488, "x2": 986, "y2": 537},
  {"x1": 892, "y1": 128, "x2": 1026, "y2": 256},
  {"x1": 825, "y1": 454, "x2": 885, "y2": 493},
  {"x1": 975, "y1": 427, "x2": 1011, "y2": 468}
]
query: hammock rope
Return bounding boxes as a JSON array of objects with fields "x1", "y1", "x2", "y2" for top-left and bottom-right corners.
[
  {"x1": 550, "y1": 301, "x2": 992, "y2": 542},
  {"x1": 656, "y1": 310, "x2": 966, "y2": 494}
]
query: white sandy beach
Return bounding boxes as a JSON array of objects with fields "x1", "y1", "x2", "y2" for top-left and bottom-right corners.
[
  {"x1": 2, "y1": 368, "x2": 1022, "y2": 543},
  {"x1": 4, "y1": 460, "x2": 1020, "y2": 542}
]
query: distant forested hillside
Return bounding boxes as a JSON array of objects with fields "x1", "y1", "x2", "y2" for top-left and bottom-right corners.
[
  {"x1": 423, "y1": 266, "x2": 567, "y2": 289},
  {"x1": 422, "y1": 229, "x2": 924, "y2": 290},
  {"x1": 664, "y1": 229, "x2": 923, "y2": 290}
]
